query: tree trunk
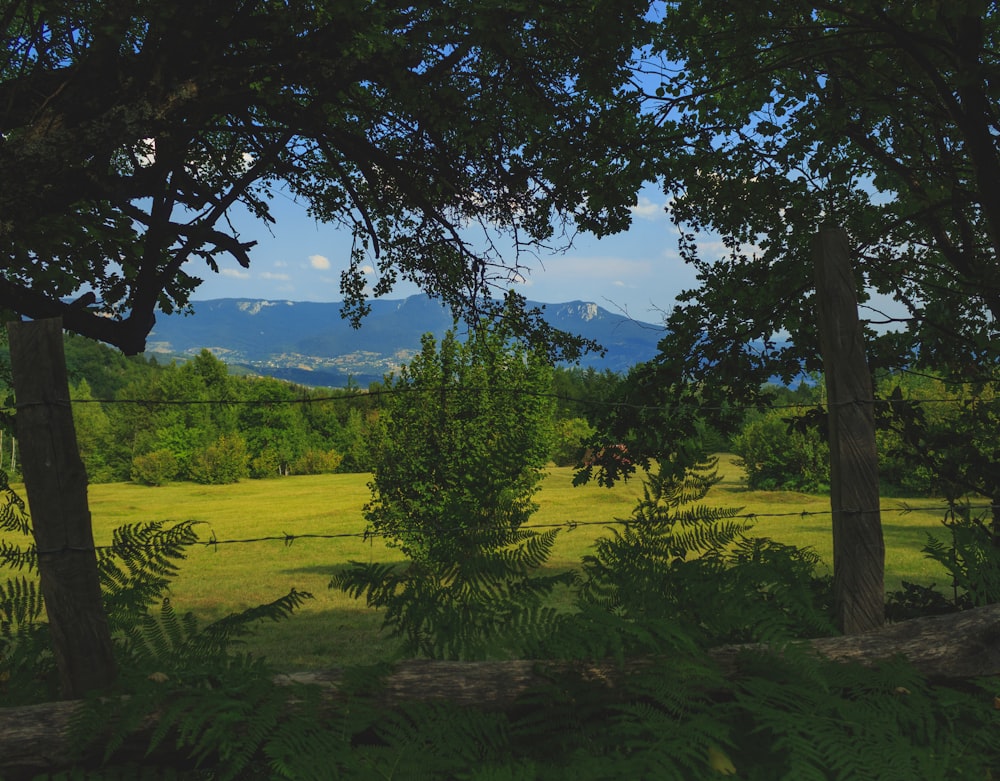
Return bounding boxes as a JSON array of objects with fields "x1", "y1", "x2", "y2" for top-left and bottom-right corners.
[
  {"x1": 813, "y1": 226, "x2": 885, "y2": 633},
  {"x1": 7, "y1": 317, "x2": 117, "y2": 698},
  {"x1": 2, "y1": 603, "x2": 998, "y2": 779}
]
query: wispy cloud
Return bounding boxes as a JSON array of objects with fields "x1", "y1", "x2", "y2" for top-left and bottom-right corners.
[
  {"x1": 630, "y1": 196, "x2": 667, "y2": 221},
  {"x1": 534, "y1": 255, "x2": 654, "y2": 282},
  {"x1": 221, "y1": 268, "x2": 250, "y2": 279},
  {"x1": 309, "y1": 254, "x2": 331, "y2": 270},
  {"x1": 260, "y1": 271, "x2": 291, "y2": 281}
]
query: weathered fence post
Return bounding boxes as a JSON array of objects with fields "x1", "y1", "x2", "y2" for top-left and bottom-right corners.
[
  {"x1": 7, "y1": 317, "x2": 117, "y2": 697},
  {"x1": 812, "y1": 226, "x2": 885, "y2": 634}
]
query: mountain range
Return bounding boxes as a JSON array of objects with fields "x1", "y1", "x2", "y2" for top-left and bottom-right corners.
[{"x1": 145, "y1": 295, "x2": 665, "y2": 386}]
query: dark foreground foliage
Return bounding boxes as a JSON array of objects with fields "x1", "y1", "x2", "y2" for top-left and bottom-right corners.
[{"x1": 3, "y1": 466, "x2": 999, "y2": 780}]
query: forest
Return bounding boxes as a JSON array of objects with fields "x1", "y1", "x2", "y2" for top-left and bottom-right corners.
[
  {"x1": 0, "y1": 331, "x2": 984, "y2": 505},
  {"x1": 3, "y1": 1, "x2": 1000, "y2": 778},
  {"x1": 3, "y1": 324, "x2": 999, "y2": 779},
  {"x1": 0, "y1": 333, "x2": 623, "y2": 486}
]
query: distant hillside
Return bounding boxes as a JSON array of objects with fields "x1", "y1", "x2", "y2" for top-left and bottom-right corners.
[{"x1": 145, "y1": 295, "x2": 664, "y2": 386}]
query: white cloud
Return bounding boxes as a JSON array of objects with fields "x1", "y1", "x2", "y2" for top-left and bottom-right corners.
[
  {"x1": 260, "y1": 271, "x2": 291, "y2": 281},
  {"x1": 360, "y1": 264, "x2": 375, "y2": 274},
  {"x1": 221, "y1": 268, "x2": 250, "y2": 279},
  {"x1": 309, "y1": 254, "x2": 331, "y2": 270},
  {"x1": 541, "y1": 254, "x2": 654, "y2": 281},
  {"x1": 630, "y1": 196, "x2": 667, "y2": 221}
]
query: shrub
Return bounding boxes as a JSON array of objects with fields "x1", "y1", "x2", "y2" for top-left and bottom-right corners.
[
  {"x1": 732, "y1": 409, "x2": 829, "y2": 492},
  {"x1": 364, "y1": 325, "x2": 553, "y2": 563},
  {"x1": 550, "y1": 417, "x2": 595, "y2": 466},
  {"x1": 249, "y1": 445, "x2": 285, "y2": 479},
  {"x1": 189, "y1": 433, "x2": 249, "y2": 485},
  {"x1": 291, "y1": 448, "x2": 343, "y2": 475},
  {"x1": 130, "y1": 448, "x2": 178, "y2": 486}
]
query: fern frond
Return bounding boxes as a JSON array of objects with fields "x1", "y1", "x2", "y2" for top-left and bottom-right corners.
[
  {"x1": 99, "y1": 520, "x2": 202, "y2": 631},
  {"x1": 0, "y1": 574, "x2": 43, "y2": 632},
  {"x1": 140, "y1": 657, "x2": 281, "y2": 778},
  {"x1": 726, "y1": 653, "x2": 1000, "y2": 780},
  {"x1": 0, "y1": 470, "x2": 30, "y2": 537},
  {"x1": 924, "y1": 510, "x2": 1000, "y2": 606},
  {"x1": 363, "y1": 701, "x2": 512, "y2": 780},
  {"x1": 0, "y1": 619, "x2": 56, "y2": 705},
  {"x1": 0, "y1": 539, "x2": 36, "y2": 572},
  {"x1": 334, "y1": 527, "x2": 566, "y2": 660},
  {"x1": 198, "y1": 588, "x2": 313, "y2": 652},
  {"x1": 263, "y1": 705, "x2": 354, "y2": 780}
]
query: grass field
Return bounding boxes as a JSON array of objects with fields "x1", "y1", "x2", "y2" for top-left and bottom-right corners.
[{"x1": 11, "y1": 456, "x2": 959, "y2": 670}]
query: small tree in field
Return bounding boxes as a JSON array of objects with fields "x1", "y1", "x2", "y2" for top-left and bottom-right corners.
[
  {"x1": 336, "y1": 321, "x2": 564, "y2": 658},
  {"x1": 189, "y1": 434, "x2": 250, "y2": 485},
  {"x1": 130, "y1": 449, "x2": 178, "y2": 487},
  {"x1": 366, "y1": 324, "x2": 554, "y2": 563}
]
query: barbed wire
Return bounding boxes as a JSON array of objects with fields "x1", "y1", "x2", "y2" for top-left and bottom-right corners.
[
  {"x1": 1, "y1": 382, "x2": 997, "y2": 419},
  {"x1": 14, "y1": 501, "x2": 986, "y2": 559}
]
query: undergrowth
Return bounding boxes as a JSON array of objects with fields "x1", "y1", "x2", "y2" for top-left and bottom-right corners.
[{"x1": 2, "y1": 465, "x2": 999, "y2": 779}]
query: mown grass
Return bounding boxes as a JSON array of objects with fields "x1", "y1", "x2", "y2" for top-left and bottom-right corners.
[{"x1": 12, "y1": 456, "x2": 959, "y2": 670}]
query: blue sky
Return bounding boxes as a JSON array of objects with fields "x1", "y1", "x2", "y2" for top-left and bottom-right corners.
[{"x1": 182, "y1": 183, "x2": 706, "y2": 326}]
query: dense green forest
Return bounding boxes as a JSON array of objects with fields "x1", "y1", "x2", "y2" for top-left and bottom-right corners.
[
  {"x1": 0, "y1": 334, "x2": 622, "y2": 487},
  {"x1": 1, "y1": 333, "x2": 984, "y2": 503}
]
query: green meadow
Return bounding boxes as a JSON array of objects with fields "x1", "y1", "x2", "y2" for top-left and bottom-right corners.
[{"x1": 24, "y1": 456, "x2": 959, "y2": 670}]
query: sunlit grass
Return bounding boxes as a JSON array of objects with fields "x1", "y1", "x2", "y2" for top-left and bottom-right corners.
[{"x1": 8, "y1": 456, "x2": 959, "y2": 670}]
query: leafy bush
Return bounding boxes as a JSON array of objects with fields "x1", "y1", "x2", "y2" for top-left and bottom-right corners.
[
  {"x1": 334, "y1": 322, "x2": 562, "y2": 659},
  {"x1": 249, "y1": 445, "x2": 284, "y2": 479},
  {"x1": 876, "y1": 372, "x2": 1000, "y2": 499},
  {"x1": 290, "y1": 448, "x2": 343, "y2": 475},
  {"x1": 364, "y1": 324, "x2": 553, "y2": 564},
  {"x1": 923, "y1": 503, "x2": 1000, "y2": 607},
  {"x1": 549, "y1": 416, "x2": 595, "y2": 466},
  {"x1": 130, "y1": 448, "x2": 178, "y2": 486},
  {"x1": 571, "y1": 460, "x2": 835, "y2": 650},
  {"x1": 189, "y1": 433, "x2": 250, "y2": 485},
  {"x1": 732, "y1": 408, "x2": 829, "y2": 492}
]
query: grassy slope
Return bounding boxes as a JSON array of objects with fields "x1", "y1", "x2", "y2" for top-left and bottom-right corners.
[{"x1": 27, "y1": 456, "x2": 958, "y2": 669}]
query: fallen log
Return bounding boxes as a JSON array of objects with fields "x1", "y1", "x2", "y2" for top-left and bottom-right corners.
[{"x1": 3, "y1": 603, "x2": 999, "y2": 778}]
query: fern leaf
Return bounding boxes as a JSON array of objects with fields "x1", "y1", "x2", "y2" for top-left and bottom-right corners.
[
  {"x1": 198, "y1": 588, "x2": 313, "y2": 652},
  {"x1": 0, "y1": 574, "x2": 43, "y2": 631},
  {"x1": 0, "y1": 470, "x2": 29, "y2": 537},
  {"x1": 0, "y1": 539, "x2": 37, "y2": 572}
]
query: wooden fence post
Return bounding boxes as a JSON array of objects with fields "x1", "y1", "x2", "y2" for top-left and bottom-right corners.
[
  {"x1": 812, "y1": 227, "x2": 885, "y2": 634},
  {"x1": 7, "y1": 317, "x2": 117, "y2": 697}
]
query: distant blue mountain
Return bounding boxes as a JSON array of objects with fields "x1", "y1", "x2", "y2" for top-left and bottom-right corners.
[{"x1": 145, "y1": 295, "x2": 665, "y2": 386}]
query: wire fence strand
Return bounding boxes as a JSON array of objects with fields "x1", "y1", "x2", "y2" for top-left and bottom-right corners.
[
  {"x1": 11, "y1": 501, "x2": 984, "y2": 560},
  {"x1": 2, "y1": 379, "x2": 999, "y2": 420}
]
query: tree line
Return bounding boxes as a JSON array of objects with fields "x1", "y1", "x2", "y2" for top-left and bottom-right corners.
[
  {"x1": 0, "y1": 332, "x2": 623, "y2": 487},
  {"x1": 3, "y1": 327, "x2": 987, "y2": 507}
]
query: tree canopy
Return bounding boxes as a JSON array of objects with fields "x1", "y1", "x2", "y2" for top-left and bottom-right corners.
[
  {"x1": 576, "y1": 1, "x2": 1000, "y2": 479},
  {"x1": 1, "y1": 0, "x2": 653, "y2": 354},
  {"x1": 364, "y1": 323, "x2": 554, "y2": 564},
  {"x1": 644, "y1": 0, "x2": 1000, "y2": 392}
]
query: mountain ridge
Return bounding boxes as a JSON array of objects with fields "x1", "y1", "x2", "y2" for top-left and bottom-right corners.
[{"x1": 145, "y1": 294, "x2": 665, "y2": 386}]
